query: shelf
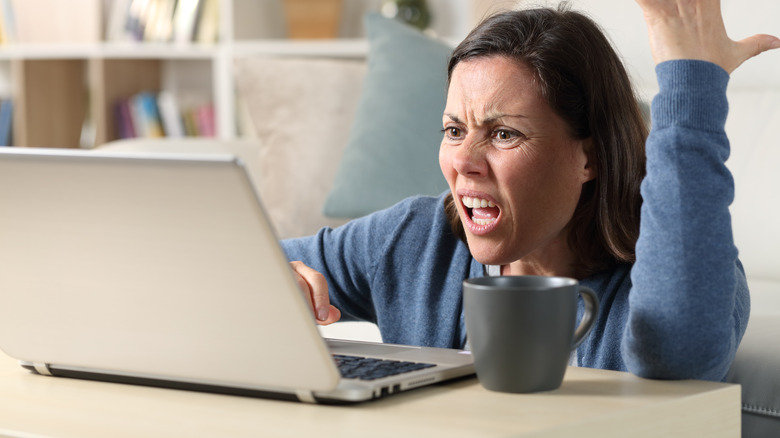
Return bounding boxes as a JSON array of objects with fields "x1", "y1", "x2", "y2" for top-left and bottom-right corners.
[
  {"x1": 0, "y1": 43, "x2": 219, "y2": 60},
  {"x1": 0, "y1": 38, "x2": 373, "y2": 148},
  {"x1": 0, "y1": 0, "x2": 478, "y2": 149},
  {"x1": 0, "y1": 39, "x2": 371, "y2": 61},
  {"x1": 230, "y1": 39, "x2": 368, "y2": 58}
]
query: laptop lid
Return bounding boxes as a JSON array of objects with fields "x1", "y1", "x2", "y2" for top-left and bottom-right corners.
[
  {"x1": 0, "y1": 148, "x2": 474, "y2": 403},
  {"x1": 0, "y1": 148, "x2": 340, "y2": 392}
]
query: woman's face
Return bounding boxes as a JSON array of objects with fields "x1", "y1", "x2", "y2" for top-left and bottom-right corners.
[{"x1": 439, "y1": 56, "x2": 596, "y2": 274}]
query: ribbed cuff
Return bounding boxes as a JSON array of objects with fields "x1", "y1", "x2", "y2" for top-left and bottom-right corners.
[{"x1": 652, "y1": 60, "x2": 730, "y2": 132}]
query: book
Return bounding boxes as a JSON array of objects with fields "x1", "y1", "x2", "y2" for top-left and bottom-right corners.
[
  {"x1": 195, "y1": 0, "x2": 218, "y2": 43},
  {"x1": 128, "y1": 0, "x2": 151, "y2": 41},
  {"x1": 193, "y1": 102, "x2": 215, "y2": 137},
  {"x1": 156, "y1": 91, "x2": 185, "y2": 137},
  {"x1": 182, "y1": 108, "x2": 198, "y2": 136},
  {"x1": 105, "y1": 0, "x2": 134, "y2": 41},
  {"x1": 114, "y1": 98, "x2": 136, "y2": 139},
  {"x1": 79, "y1": 88, "x2": 96, "y2": 148},
  {"x1": 106, "y1": 0, "x2": 216, "y2": 44},
  {"x1": 131, "y1": 91, "x2": 165, "y2": 138},
  {"x1": 172, "y1": 0, "x2": 202, "y2": 43},
  {"x1": 0, "y1": 0, "x2": 17, "y2": 44},
  {"x1": 144, "y1": 0, "x2": 177, "y2": 42},
  {"x1": 0, "y1": 99, "x2": 12, "y2": 146}
]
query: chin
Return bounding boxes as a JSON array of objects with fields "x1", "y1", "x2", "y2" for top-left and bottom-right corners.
[{"x1": 464, "y1": 237, "x2": 511, "y2": 267}]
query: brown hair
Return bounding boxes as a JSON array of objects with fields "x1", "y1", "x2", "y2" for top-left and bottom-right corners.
[{"x1": 444, "y1": 4, "x2": 647, "y2": 275}]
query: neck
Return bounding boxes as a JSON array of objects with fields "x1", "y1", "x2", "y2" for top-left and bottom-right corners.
[
  {"x1": 500, "y1": 237, "x2": 581, "y2": 279},
  {"x1": 500, "y1": 261, "x2": 580, "y2": 278}
]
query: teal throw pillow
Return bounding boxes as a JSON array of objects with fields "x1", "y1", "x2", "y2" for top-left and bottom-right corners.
[{"x1": 322, "y1": 13, "x2": 453, "y2": 218}]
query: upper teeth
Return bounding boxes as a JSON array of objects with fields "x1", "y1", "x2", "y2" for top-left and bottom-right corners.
[{"x1": 462, "y1": 196, "x2": 495, "y2": 208}]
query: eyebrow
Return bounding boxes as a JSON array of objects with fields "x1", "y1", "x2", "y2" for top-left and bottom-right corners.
[{"x1": 443, "y1": 112, "x2": 528, "y2": 124}]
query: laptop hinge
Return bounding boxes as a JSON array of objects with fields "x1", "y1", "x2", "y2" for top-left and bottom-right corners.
[
  {"x1": 295, "y1": 389, "x2": 316, "y2": 403},
  {"x1": 31, "y1": 362, "x2": 53, "y2": 376}
]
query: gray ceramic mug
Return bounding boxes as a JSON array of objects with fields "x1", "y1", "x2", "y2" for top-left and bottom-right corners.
[{"x1": 463, "y1": 275, "x2": 599, "y2": 393}]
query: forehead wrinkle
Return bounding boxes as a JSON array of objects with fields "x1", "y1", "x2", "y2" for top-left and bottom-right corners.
[
  {"x1": 478, "y1": 82, "x2": 534, "y2": 126},
  {"x1": 444, "y1": 110, "x2": 528, "y2": 127},
  {"x1": 483, "y1": 111, "x2": 528, "y2": 125},
  {"x1": 446, "y1": 62, "x2": 535, "y2": 127}
]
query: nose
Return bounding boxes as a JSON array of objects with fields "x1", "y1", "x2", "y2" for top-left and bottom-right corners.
[{"x1": 452, "y1": 135, "x2": 488, "y2": 177}]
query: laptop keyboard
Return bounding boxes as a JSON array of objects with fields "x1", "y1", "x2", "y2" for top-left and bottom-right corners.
[{"x1": 333, "y1": 354, "x2": 436, "y2": 381}]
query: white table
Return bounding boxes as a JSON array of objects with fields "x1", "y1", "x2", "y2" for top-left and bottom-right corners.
[{"x1": 0, "y1": 352, "x2": 739, "y2": 437}]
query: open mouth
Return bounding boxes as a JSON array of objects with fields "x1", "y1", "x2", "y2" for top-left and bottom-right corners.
[{"x1": 462, "y1": 196, "x2": 500, "y2": 227}]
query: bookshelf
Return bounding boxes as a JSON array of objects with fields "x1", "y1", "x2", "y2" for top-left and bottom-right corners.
[{"x1": 0, "y1": 0, "x2": 481, "y2": 149}]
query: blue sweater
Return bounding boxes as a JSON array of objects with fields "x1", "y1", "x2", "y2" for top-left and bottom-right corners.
[{"x1": 282, "y1": 60, "x2": 750, "y2": 382}]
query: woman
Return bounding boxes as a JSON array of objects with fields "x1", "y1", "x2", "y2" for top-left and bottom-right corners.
[{"x1": 284, "y1": 0, "x2": 779, "y2": 381}]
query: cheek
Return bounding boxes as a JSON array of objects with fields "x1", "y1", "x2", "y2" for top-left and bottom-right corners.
[{"x1": 438, "y1": 144, "x2": 455, "y2": 184}]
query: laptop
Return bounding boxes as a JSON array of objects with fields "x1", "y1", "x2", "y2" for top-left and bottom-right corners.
[{"x1": 0, "y1": 147, "x2": 474, "y2": 404}]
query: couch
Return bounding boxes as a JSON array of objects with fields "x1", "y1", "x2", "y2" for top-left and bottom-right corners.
[{"x1": 98, "y1": 1, "x2": 779, "y2": 436}]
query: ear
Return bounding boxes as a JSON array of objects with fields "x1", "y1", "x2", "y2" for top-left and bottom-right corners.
[{"x1": 580, "y1": 138, "x2": 597, "y2": 182}]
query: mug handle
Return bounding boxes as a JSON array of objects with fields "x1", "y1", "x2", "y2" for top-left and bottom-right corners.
[{"x1": 571, "y1": 286, "x2": 599, "y2": 350}]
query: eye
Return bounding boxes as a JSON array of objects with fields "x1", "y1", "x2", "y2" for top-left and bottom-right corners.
[
  {"x1": 491, "y1": 128, "x2": 524, "y2": 147},
  {"x1": 441, "y1": 127, "x2": 463, "y2": 140},
  {"x1": 493, "y1": 129, "x2": 519, "y2": 140}
]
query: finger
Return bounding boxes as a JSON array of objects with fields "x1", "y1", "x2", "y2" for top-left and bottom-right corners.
[
  {"x1": 290, "y1": 266, "x2": 316, "y2": 314},
  {"x1": 316, "y1": 305, "x2": 342, "y2": 326},
  {"x1": 291, "y1": 269, "x2": 341, "y2": 325},
  {"x1": 289, "y1": 261, "x2": 333, "y2": 322}
]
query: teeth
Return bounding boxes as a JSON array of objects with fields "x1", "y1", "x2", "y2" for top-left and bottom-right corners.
[
  {"x1": 473, "y1": 218, "x2": 496, "y2": 225},
  {"x1": 462, "y1": 196, "x2": 496, "y2": 209}
]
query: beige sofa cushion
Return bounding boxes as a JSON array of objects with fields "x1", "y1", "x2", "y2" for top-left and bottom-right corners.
[{"x1": 233, "y1": 57, "x2": 367, "y2": 238}]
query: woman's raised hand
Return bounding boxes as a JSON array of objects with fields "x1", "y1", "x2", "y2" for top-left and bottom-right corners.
[{"x1": 635, "y1": 0, "x2": 779, "y2": 73}]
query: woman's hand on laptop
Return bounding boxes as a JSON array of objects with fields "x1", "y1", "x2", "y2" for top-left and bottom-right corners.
[{"x1": 290, "y1": 261, "x2": 341, "y2": 325}]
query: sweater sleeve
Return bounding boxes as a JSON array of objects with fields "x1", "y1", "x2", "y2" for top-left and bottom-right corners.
[
  {"x1": 279, "y1": 204, "x2": 398, "y2": 324},
  {"x1": 280, "y1": 194, "x2": 474, "y2": 347},
  {"x1": 623, "y1": 60, "x2": 750, "y2": 381}
]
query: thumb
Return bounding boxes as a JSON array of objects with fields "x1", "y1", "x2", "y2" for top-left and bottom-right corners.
[{"x1": 732, "y1": 34, "x2": 780, "y2": 70}]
